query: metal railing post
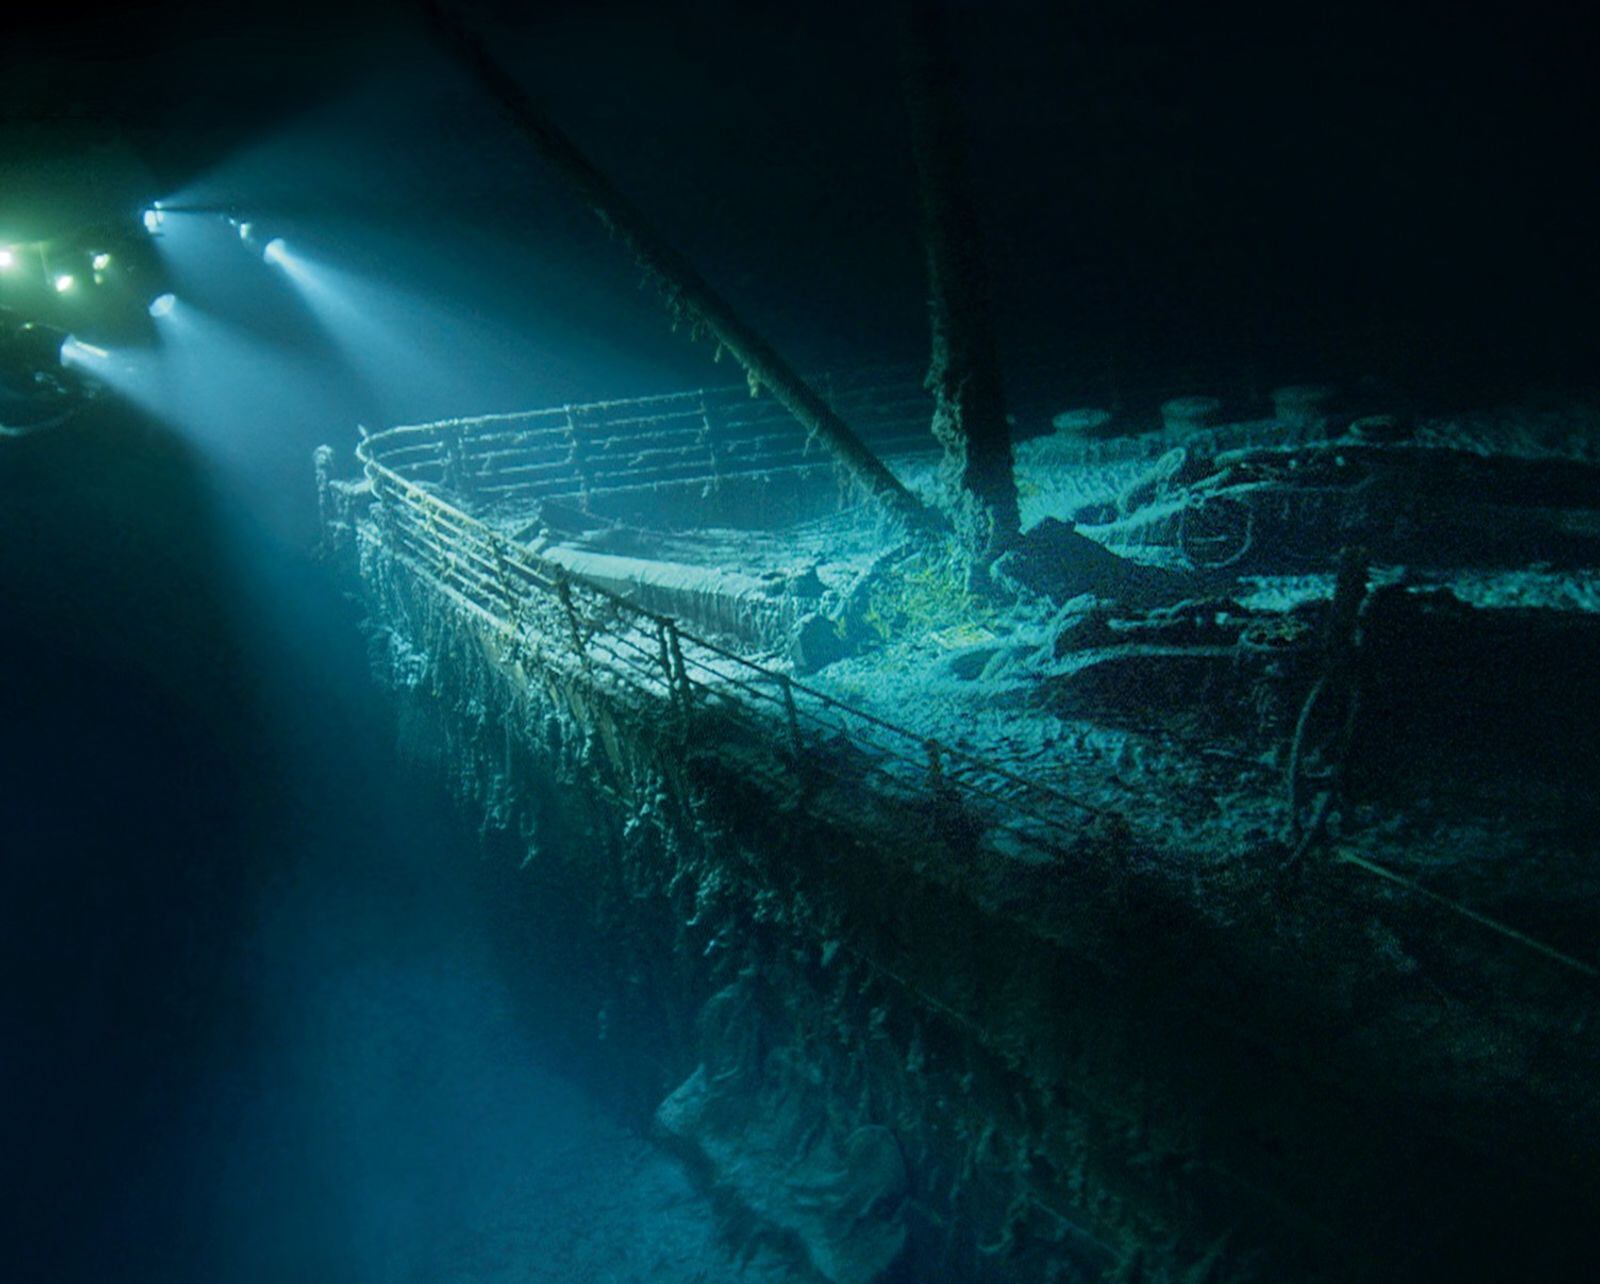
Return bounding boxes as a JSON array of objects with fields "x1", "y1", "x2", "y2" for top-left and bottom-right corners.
[
  {"x1": 555, "y1": 573, "x2": 587, "y2": 664},
  {"x1": 490, "y1": 536, "x2": 523, "y2": 654},
  {"x1": 664, "y1": 620, "x2": 693, "y2": 707},
  {"x1": 656, "y1": 619, "x2": 681, "y2": 713},
  {"x1": 564, "y1": 404, "x2": 593, "y2": 507},
  {"x1": 778, "y1": 674, "x2": 802, "y2": 757}
]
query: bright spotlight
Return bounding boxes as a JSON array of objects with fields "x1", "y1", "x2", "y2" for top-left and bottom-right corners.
[
  {"x1": 0, "y1": 248, "x2": 14, "y2": 269},
  {"x1": 238, "y1": 222, "x2": 278, "y2": 260},
  {"x1": 148, "y1": 292, "x2": 177, "y2": 318},
  {"x1": 142, "y1": 208, "x2": 165, "y2": 233},
  {"x1": 62, "y1": 336, "x2": 110, "y2": 364},
  {"x1": 262, "y1": 237, "x2": 287, "y2": 266},
  {"x1": 91, "y1": 252, "x2": 113, "y2": 271},
  {"x1": 53, "y1": 274, "x2": 76, "y2": 293}
]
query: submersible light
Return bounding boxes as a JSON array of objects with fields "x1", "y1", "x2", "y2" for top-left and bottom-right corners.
[
  {"x1": 0, "y1": 320, "x2": 71, "y2": 375},
  {"x1": 238, "y1": 222, "x2": 281, "y2": 261},
  {"x1": 148, "y1": 292, "x2": 176, "y2": 318},
  {"x1": 0, "y1": 248, "x2": 14, "y2": 269},
  {"x1": 61, "y1": 336, "x2": 109, "y2": 364},
  {"x1": 142, "y1": 207, "x2": 164, "y2": 233},
  {"x1": 262, "y1": 237, "x2": 287, "y2": 266},
  {"x1": 53, "y1": 274, "x2": 76, "y2": 294},
  {"x1": 91, "y1": 252, "x2": 112, "y2": 271}
]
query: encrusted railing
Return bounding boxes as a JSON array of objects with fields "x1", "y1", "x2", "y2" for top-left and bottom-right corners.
[
  {"x1": 369, "y1": 369, "x2": 945, "y2": 525},
  {"x1": 356, "y1": 354, "x2": 1316, "y2": 521},
  {"x1": 355, "y1": 404, "x2": 1117, "y2": 864},
  {"x1": 341, "y1": 369, "x2": 1600, "y2": 981},
  {"x1": 344, "y1": 357, "x2": 1371, "y2": 862}
]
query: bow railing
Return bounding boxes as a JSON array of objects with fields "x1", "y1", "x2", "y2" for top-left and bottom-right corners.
[{"x1": 357, "y1": 415, "x2": 1116, "y2": 865}]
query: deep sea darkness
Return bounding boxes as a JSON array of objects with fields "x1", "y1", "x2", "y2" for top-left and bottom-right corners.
[
  {"x1": 0, "y1": 404, "x2": 738, "y2": 1283},
  {"x1": 5, "y1": 1, "x2": 1598, "y2": 389}
]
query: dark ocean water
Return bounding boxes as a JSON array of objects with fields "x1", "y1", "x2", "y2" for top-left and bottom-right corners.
[{"x1": 0, "y1": 406, "x2": 773, "y2": 1284}]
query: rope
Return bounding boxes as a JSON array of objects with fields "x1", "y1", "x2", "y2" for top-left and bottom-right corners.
[{"x1": 1333, "y1": 848, "x2": 1598, "y2": 981}]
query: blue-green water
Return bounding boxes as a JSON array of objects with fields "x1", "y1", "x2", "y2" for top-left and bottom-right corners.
[{"x1": 0, "y1": 416, "x2": 785, "y2": 1283}]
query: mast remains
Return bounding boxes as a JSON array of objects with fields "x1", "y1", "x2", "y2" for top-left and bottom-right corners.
[
  {"x1": 899, "y1": 0, "x2": 1023, "y2": 560},
  {"x1": 422, "y1": 0, "x2": 932, "y2": 532}
]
